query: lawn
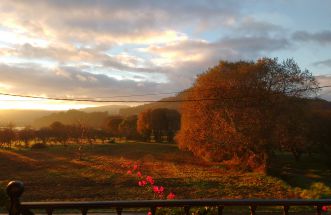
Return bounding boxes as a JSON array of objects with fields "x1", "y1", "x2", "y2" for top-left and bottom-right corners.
[{"x1": 0, "y1": 142, "x2": 330, "y2": 203}]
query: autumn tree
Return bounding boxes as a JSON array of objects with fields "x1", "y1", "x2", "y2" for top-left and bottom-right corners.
[
  {"x1": 176, "y1": 58, "x2": 318, "y2": 170},
  {"x1": 104, "y1": 116, "x2": 124, "y2": 137},
  {"x1": 119, "y1": 115, "x2": 138, "y2": 139},
  {"x1": 137, "y1": 108, "x2": 180, "y2": 142},
  {"x1": 18, "y1": 126, "x2": 35, "y2": 147},
  {"x1": 137, "y1": 109, "x2": 152, "y2": 140},
  {"x1": 50, "y1": 121, "x2": 69, "y2": 145},
  {"x1": 0, "y1": 124, "x2": 16, "y2": 148}
]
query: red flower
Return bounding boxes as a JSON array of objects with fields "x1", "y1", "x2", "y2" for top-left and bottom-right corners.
[
  {"x1": 146, "y1": 176, "x2": 154, "y2": 185},
  {"x1": 147, "y1": 211, "x2": 152, "y2": 215},
  {"x1": 138, "y1": 180, "x2": 147, "y2": 186},
  {"x1": 167, "y1": 192, "x2": 176, "y2": 200},
  {"x1": 322, "y1": 206, "x2": 328, "y2": 211},
  {"x1": 153, "y1": 186, "x2": 159, "y2": 193},
  {"x1": 137, "y1": 171, "x2": 142, "y2": 177},
  {"x1": 133, "y1": 164, "x2": 139, "y2": 170},
  {"x1": 127, "y1": 170, "x2": 132, "y2": 175},
  {"x1": 153, "y1": 186, "x2": 164, "y2": 194}
]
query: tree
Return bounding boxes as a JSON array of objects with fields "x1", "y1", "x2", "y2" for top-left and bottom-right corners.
[
  {"x1": 137, "y1": 108, "x2": 180, "y2": 142},
  {"x1": 0, "y1": 123, "x2": 16, "y2": 148},
  {"x1": 137, "y1": 109, "x2": 152, "y2": 140},
  {"x1": 176, "y1": 58, "x2": 318, "y2": 170},
  {"x1": 18, "y1": 126, "x2": 35, "y2": 147},
  {"x1": 50, "y1": 121, "x2": 69, "y2": 145},
  {"x1": 119, "y1": 115, "x2": 138, "y2": 139},
  {"x1": 104, "y1": 116, "x2": 123, "y2": 137}
]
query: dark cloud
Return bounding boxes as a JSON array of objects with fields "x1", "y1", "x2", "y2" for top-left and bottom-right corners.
[
  {"x1": 234, "y1": 17, "x2": 286, "y2": 36},
  {"x1": 0, "y1": 64, "x2": 167, "y2": 100},
  {"x1": 292, "y1": 30, "x2": 331, "y2": 44}
]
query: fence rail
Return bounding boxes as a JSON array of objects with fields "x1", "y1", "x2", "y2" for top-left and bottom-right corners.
[{"x1": 6, "y1": 181, "x2": 331, "y2": 215}]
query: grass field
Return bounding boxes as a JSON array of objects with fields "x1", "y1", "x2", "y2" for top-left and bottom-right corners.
[{"x1": 0, "y1": 142, "x2": 330, "y2": 204}]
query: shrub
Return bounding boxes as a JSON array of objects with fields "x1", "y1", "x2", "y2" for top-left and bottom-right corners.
[
  {"x1": 31, "y1": 142, "x2": 48, "y2": 149},
  {"x1": 0, "y1": 184, "x2": 7, "y2": 208}
]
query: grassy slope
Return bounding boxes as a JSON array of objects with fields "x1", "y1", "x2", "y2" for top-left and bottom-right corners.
[{"x1": 1, "y1": 142, "x2": 329, "y2": 203}]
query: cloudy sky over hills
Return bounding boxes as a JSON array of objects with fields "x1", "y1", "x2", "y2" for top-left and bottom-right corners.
[{"x1": 0, "y1": 0, "x2": 330, "y2": 110}]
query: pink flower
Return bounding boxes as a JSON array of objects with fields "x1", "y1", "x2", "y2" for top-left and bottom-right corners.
[
  {"x1": 146, "y1": 176, "x2": 154, "y2": 185},
  {"x1": 152, "y1": 186, "x2": 164, "y2": 194},
  {"x1": 147, "y1": 211, "x2": 152, "y2": 215},
  {"x1": 322, "y1": 206, "x2": 328, "y2": 211},
  {"x1": 167, "y1": 192, "x2": 176, "y2": 200},
  {"x1": 137, "y1": 171, "x2": 142, "y2": 177},
  {"x1": 138, "y1": 180, "x2": 147, "y2": 186},
  {"x1": 127, "y1": 170, "x2": 132, "y2": 175},
  {"x1": 133, "y1": 164, "x2": 139, "y2": 170},
  {"x1": 153, "y1": 186, "x2": 159, "y2": 193}
]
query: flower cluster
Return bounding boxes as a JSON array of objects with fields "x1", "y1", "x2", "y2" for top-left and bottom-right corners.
[
  {"x1": 125, "y1": 161, "x2": 176, "y2": 200},
  {"x1": 323, "y1": 206, "x2": 330, "y2": 212}
]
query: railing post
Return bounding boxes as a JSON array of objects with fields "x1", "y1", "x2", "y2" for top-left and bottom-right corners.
[
  {"x1": 184, "y1": 206, "x2": 190, "y2": 215},
  {"x1": 250, "y1": 205, "x2": 257, "y2": 215},
  {"x1": 6, "y1": 181, "x2": 24, "y2": 215},
  {"x1": 217, "y1": 205, "x2": 224, "y2": 215},
  {"x1": 150, "y1": 206, "x2": 156, "y2": 215},
  {"x1": 116, "y1": 207, "x2": 123, "y2": 215},
  {"x1": 316, "y1": 205, "x2": 322, "y2": 215},
  {"x1": 283, "y1": 205, "x2": 290, "y2": 215}
]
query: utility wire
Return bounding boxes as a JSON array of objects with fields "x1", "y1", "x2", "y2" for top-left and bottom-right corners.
[{"x1": 0, "y1": 85, "x2": 330, "y2": 103}]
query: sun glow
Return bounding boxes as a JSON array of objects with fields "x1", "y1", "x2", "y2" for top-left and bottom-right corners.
[{"x1": 0, "y1": 95, "x2": 95, "y2": 110}]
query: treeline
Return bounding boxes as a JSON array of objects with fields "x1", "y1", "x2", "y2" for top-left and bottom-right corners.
[
  {"x1": 0, "y1": 108, "x2": 181, "y2": 148},
  {"x1": 0, "y1": 122, "x2": 109, "y2": 148},
  {"x1": 106, "y1": 108, "x2": 180, "y2": 142},
  {"x1": 176, "y1": 58, "x2": 331, "y2": 170},
  {"x1": 33, "y1": 110, "x2": 109, "y2": 128}
]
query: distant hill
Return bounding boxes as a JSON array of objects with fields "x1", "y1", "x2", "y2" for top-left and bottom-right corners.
[
  {"x1": 79, "y1": 105, "x2": 130, "y2": 114},
  {"x1": 0, "y1": 110, "x2": 56, "y2": 126},
  {"x1": 33, "y1": 109, "x2": 109, "y2": 128},
  {"x1": 119, "y1": 93, "x2": 183, "y2": 116}
]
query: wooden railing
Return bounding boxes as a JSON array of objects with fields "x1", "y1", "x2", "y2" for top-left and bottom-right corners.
[{"x1": 6, "y1": 181, "x2": 331, "y2": 215}]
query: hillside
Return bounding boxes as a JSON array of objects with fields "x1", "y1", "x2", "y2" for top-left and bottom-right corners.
[
  {"x1": 0, "y1": 109, "x2": 56, "y2": 126},
  {"x1": 79, "y1": 105, "x2": 130, "y2": 114},
  {"x1": 32, "y1": 109, "x2": 109, "y2": 128},
  {"x1": 119, "y1": 93, "x2": 183, "y2": 116}
]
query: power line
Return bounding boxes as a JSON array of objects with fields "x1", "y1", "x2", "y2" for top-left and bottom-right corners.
[{"x1": 0, "y1": 85, "x2": 330, "y2": 103}]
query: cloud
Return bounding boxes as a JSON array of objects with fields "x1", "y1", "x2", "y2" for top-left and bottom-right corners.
[
  {"x1": 0, "y1": 64, "x2": 167, "y2": 100},
  {"x1": 292, "y1": 30, "x2": 331, "y2": 44},
  {"x1": 145, "y1": 35, "x2": 290, "y2": 66},
  {"x1": 316, "y1": 75, "x2": 331, "y2": 101},
  {"x1": 313, "y1": 59, "x2": 331, "y2": 68},
  {"x1": 1, "y1": 0, "x2": 330, "y2": 108},
  {"x1": 0, "y1": 0, "x2": 241, "y2": 46},
  {"x1": 233, "y1": 17, "x2": 286, "y2": 36}
]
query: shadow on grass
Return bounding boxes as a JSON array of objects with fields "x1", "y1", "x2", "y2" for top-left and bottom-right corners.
[{"x1": 268, "y1": 153, "x2": 331, "y2": 198}]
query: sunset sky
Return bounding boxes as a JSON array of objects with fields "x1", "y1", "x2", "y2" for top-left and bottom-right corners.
[{"x1": 0, "y1": 0, "x2": 331, "y2": 110}]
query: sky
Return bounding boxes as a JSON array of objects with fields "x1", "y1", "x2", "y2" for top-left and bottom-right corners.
[{"x1": 0, "y1": 0, "x2": 331, "y2": 110}]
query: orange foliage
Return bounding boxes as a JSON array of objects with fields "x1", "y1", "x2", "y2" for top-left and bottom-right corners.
[{"x1": 176, "y1": 58, "x2": 318, "y2": 170}]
